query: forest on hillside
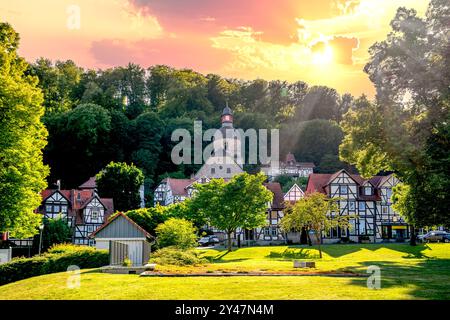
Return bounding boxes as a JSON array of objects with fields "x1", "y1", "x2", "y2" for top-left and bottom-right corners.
[{"x1": 30, "y1": 60, "x2": 355, "y2": 196}]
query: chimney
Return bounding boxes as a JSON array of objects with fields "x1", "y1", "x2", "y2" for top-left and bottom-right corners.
[{"x1": 56, "y1": 180, "x2": 61, "y2": 190}]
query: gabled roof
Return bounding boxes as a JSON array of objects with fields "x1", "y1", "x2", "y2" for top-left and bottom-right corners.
[
  {"x1": 306, "y1": 171, "x2": 391, "y2": 201},
  {"x1": 306, "y1": 173, "x2": 331, "y2": 195},
  {"x1": 164, "y1": 178, "x2": 195, "y2": 197},
  {"x1": 78, "y1": 177, "x2": 97, "y2": 189},
  {"x1": 39, "y1": 188, "x2": 114, "y2": 221},
  {"x1": 285, "y1": 152, "x2": 296, "y2": 163},
  {"x1": 89, "y1": 212, "x2": 153, "y2": 239},
  {"x1": 284, "y1": 183, "x2": 304, "y2": 195},
  {"x1": 41, "y1": 189, "x2": 71, "y2": 204},
  {"x1": 264, "y1": 182, "x2": 285, "y2": 209}
]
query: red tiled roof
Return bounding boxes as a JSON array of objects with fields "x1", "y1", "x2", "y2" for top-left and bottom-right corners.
[
  {"x1": 165, "y1": 178, "x2": 195, "y2": 196},
  {"x1": 285, "y1": 152, "x2": 296, "y2": 163},
  {"x1": 306, "y1": 173, "x2": 332, "y2": 194},
  {"x1": 306, "y1": 171, "x2": 387, "y2": 201},
  {"x1": 264, "y1": 182, "x2": 285, "y2": 209},
  {"x1": 78, "y1": 177, "x2": 97, "y2": 189},
  {"x1": 39, "y1": 189, "x2": 114, "y2": 224}
]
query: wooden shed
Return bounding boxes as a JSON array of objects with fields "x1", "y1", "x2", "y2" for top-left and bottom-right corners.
[{"x1": 90, "y1": 213, "x2": 154, "y2": 266}]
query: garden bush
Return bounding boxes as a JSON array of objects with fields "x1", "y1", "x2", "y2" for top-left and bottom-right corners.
[
  {"x1": 155, "y1": 218, "x2": 198, "y2": 249},
  {"x1": 0, "y1": 244, "x2": 108, "y2": 286},
  {"x1": 149, "y1": 247, "x2": 207, "y2": 266}
]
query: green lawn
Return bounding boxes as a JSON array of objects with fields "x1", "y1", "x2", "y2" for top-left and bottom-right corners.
[{"x1": 1, "y1": 243, "x2": 449, "y2": 300}]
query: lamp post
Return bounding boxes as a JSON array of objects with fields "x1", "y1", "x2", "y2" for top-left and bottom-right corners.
[{"x1": 38, "y1": 224, "x2": 44, "y2": 255}]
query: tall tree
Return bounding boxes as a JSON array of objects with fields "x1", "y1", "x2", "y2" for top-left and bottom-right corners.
[
  {"x1": 0, "y1": 23, "x2": 49, "y2": 238},
  {"x1": 29, "y1": 58, "x2": 83, "y2": 115},
  {"x1": 340, "y1": 0, "x2": 450, "y2": 237},
  {"x1": 96, "y1": 162, "x2": 144, "y2": 212},
  {"x1": 295, "y1": 86, "x2": 340, "y2": 122},
  {"x1": 191, "y1": 172, "x2": 272, "y2": 251},
  {"x1": 45, "y1": 103, "x2": 112, "y2": 187}
]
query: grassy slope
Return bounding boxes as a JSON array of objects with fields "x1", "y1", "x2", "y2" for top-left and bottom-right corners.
[{"x1": 1, "y1": 243, "x2": 449, "y2": 300}]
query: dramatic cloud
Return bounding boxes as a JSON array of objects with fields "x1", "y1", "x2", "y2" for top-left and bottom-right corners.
[{"x1": 0, "y1": 0, "x2": 430, "y2": 97}]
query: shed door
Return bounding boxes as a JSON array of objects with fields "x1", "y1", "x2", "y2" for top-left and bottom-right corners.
[
  {"x1": 110, "y1": 241, "x2": 128, "y2": 266},
  {"x1": 122, "y1": 240, "x2": 143, "y2": 266}
]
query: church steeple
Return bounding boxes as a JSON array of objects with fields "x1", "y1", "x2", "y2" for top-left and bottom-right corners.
[{"x1": 221, "y1": 101, "x2": 233, "y2": 127}]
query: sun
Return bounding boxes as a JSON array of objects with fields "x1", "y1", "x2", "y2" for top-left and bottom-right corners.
[{"x1": 312, "y1": 45, "x2": 334, "y2": 65}]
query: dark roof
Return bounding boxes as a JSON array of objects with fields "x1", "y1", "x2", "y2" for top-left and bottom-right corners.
[
  {"x1": 222, "y1": 106, "x2": 233, "y2": 116},
  {"x1": 89, "y1": 212, "x2": 153, "y2": 239},
  {"x1": 264, "y1": 182, "x2": 285, "y2": 209}
]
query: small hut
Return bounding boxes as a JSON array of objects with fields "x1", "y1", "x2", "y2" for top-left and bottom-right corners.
[{"x1": 90, "y1": 213, "x2": 154, "y2": 266}]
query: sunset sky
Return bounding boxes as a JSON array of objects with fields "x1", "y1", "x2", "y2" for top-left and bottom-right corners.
[{"x1": 1, "y1": 0, "x2": 429, "y2": 97}]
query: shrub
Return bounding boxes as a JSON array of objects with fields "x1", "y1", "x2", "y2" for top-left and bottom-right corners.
[
  {"x1": 150, "y1": 247, "x2": 207, "y2": 266},
  {"x1": 0, "y1": 245, "x2": 109, "y2": 286},
  {"x1": 155, "y1": 218, "x2": 198, "y2": 249},
  {"x1": 47, "y1": 243, "x2": 97, "y2": 254},
  {"x1": 122, "y1": 258, "x2": 132, "y2": 267}
]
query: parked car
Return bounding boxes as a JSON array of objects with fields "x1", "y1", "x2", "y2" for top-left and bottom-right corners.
[
  {"x1": 418, "y1": 231, "x2": 450, "y2": 243},
  {"x1": 198, "y1": 235, "x2": 220, "y2": 247}
]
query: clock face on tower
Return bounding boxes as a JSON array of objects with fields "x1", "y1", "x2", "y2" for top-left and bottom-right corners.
[{"x1": 222, "y1": 115, "x2": 232, "y2": 122}]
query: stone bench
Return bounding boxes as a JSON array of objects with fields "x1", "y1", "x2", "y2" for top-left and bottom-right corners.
[{"x1": 293, "y1": 260, "x2": 316, "y2": 268}]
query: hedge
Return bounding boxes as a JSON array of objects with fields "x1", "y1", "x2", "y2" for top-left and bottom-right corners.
[{"x1": 0, "y1": 244, "x2": 109, "y2": 286}]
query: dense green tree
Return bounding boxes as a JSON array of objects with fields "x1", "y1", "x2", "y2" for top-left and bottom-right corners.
[
  {"x1": 45, "y1": 103, "x2": 112, "y2": 187},
  {"x1": 0, "y1": 23, "x2": 49, "y2": 238},
  {"x1": 295, "y1": 86, "x2": 340, "y2": 122},
  {"x1": 29, "y1": 58, "x2": 83, "y2": 114},
  {"x1": 340, "y1": 0, "x2": 450, "y2": 237},
  {"x1": 38, "y1": 216, "x2": 72, "y2": 252},
  {"x1": 96, "y1": 162, "x2": 144, "y2": 212},
  {"x1": 281, "y1": 119, "x2": 345, "y2": 172},
  {"x1": 191, "y1": 173, "x2": 272, "y2": 251},
  {"x1": 147, "y1": 65, "x2": 175, "y2": 110},
  {"x1": 119, "y1": 206, "x2": 167, "y2": 236}
]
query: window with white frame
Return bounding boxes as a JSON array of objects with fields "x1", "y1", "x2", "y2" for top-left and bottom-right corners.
[
  {"x1": 364, "y1": 187, "x2": 372, "y2": 195},
  {"x1": 340, "y1": 185, "x2": 348, "y2": 194}
]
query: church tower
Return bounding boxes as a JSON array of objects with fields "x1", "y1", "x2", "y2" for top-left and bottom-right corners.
[
  {"x1": 221, "y1": 103, "x2": 233, "y2": 128},
  {"x1": 194, "y1": 104, "x2": 244, "y2": 179}
]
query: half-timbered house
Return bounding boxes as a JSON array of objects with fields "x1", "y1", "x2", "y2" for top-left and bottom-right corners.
[
  {"x1": 39, "y1": 186, "x2": 114, "y2": 246},
  {"x1": 306, "y1": 169, "x2": 409, "y2": 243}
]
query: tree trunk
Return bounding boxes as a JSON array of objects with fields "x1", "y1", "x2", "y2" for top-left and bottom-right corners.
[
  {"x1": 409, "y1": 225, "x2": 416, "y2": 246},
  {"x1": 316, "y1": 232, "x2": 322, "y2": 259},
  {"x1": 227, "y1": 231, "x2": 233, "y2": 252},
  {"x1": 306, "y1": 229, "x2": 312, "y2": 246}
]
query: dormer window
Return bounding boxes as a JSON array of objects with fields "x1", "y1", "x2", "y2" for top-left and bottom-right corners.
[{"x1": 364, "y1": 187, "x2": 372, "y2": 195}]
